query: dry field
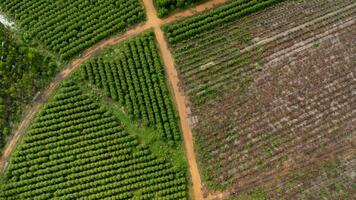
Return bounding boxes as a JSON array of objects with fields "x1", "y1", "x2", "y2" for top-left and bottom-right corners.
[{"x1": 169, "y1": 0, "x2": 356, "y2": 198}]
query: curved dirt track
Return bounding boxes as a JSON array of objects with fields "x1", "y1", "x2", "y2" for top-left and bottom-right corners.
[
  {"x1": 0, "y1": 0, "x2": 227, "y2": 199},
  {"x1": 0, "y1": 24, "x2": 147, "y2": 172}
]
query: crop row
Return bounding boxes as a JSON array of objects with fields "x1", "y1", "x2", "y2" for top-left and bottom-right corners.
[
  {"x1": 1, "y1": 81, "x2": 187, "y2": 199},
  {"x1": 81, "y1": 33, "x2": 180, "y2": 142},
  {"x1": 164, "y1": 0, "x2": 285, "y2": 43},
  {"x1": 0, "y1": 0, "x2": 145, "y2": 60}
]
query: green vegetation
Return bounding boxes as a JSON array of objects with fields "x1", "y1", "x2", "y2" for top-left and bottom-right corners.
[
  {"x1": 81, "y1": 33, "x2": 181, "y2": 142},
  {"x1": 154, "y1": 0, "x2": 206, "y2": 17},
  {"x1": 0, "y1": 24, "x2": 58, "y2": 150},
  {"x1": 73, "y1": 71, "x2": 187, "y2": 174},
  {"x1": 163, "y1": 0, "x2": 279, "y2": 104},
  {"x1": 0, "y1": 81, "x2": 187, "y2": 199},
  {"x1": 164, "y1": 0, "x2": 285, "y2": 43},
  {"x1": 0, "y1": 29, "x2": 189, "y2": 197},
  {"x1": 165, "y1": 18, "x2": 262, "y2": 105},
  {"x1": 0, "y1": 0, "x2": 145, "y2": 60}
]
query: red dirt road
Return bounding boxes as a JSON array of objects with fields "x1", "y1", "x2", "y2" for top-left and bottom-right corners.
[
  {"x1": 143, "y1": 0, "x2": 227, "y2": 198},
  {"x1": 0, "y1": 0, "x2": 228, "y2": 199},
  {"x1": 155, "y1": 25, "x2": 205, "y2": 200}
]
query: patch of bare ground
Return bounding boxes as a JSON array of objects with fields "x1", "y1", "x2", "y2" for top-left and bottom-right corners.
[
  {"x1": 207, "y1": 16, "x2": 355, "y2": 200},
  {"x1": 170, "y1": 0, "x2": 356, "y2": 198},
  {"x1": 267, "y1": 149, "x2": 356, "y2": 199}
]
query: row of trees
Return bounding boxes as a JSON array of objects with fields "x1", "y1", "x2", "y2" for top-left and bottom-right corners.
[
  {"x1": 17, "y1": 127, "x2": 126, "y2": 161},
  {"x1": 1, "y1": 82, "x2": 187, "y2": 199},
  {"x1": 164, "y1": 0, "x2": 286, "y2": 43},
  {"x1": 82, "y1": 34, "x2": 181, "y2": 142},
  {"x1": 0, "y1": 0, "x2": 145, "y2": 60}
]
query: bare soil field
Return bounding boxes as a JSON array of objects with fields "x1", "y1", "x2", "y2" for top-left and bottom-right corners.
[{"x1": 170, "y1": 0, "x2": 356, "y2": 198}]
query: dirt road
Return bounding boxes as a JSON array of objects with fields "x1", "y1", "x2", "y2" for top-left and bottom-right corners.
[
  {"x1": 0, "y1": 0, "x2": 228, "y2": 199},
  {"x1": 155, "y1": 26, "x2": 205, "y2": 200},
  {"x1": 142, "y1": 0, "x2": 219, "y2": 198}
]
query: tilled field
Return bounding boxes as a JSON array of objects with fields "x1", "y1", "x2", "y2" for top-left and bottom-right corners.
[
  {"x1": 169, "y1": 0, "x2": 356, "y2": 198},
  {"x1": 268, "y1": 150, "x2": 356, "y2": 199}
]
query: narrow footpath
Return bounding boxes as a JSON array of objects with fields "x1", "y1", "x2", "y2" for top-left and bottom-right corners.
[{"x1": 0, "y1": 0, "x2": 228, "y2": 199}]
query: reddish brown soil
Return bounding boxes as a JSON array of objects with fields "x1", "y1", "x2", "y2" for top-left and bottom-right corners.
[
  {"x1": 170, "y1": 0, "x2": 356, "y2": 199},
  {"x1": 155, "y1": 26, "x2": 205, "y2": 200}
]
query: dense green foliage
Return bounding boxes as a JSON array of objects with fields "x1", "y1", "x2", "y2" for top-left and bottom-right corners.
[
  {"x1": 81, "y1": 33, "x2": 180, "y2": 142},
  {"x1": 0, "y1": 24, "x2": 57, "y2": 149},
  {"x1": 0, "y1": 0, "x2": 145, "y2": 60},
  {"x1": 75, "y1": 78, "x2": 188, "y2": 175},
  {"x1": 154, "y1": 0, "x2": 204, "y2": 17},
  {"x1": 164, "y1": 0, "x2": 285, "y2": 43},
  {"x1": 0, "y1": 81, "x2": 187, "y2": 199}
]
